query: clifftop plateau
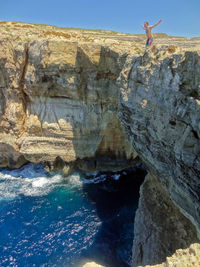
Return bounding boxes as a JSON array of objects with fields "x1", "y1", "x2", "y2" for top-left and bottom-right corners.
[
  {"x1": 0, "y1": 21, "x2": 200, "y2": 50},
  {"x1": 0, "y1": 21, "x2": 200, "y2": 267}
]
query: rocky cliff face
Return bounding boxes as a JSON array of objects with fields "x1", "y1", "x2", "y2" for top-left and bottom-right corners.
[
  {"x1": 132, "y1": 174, "x2": 199, "y2": 266},
  {"x1": 118, "y1": 47, "x2": 200, "y2": 237},
  {"x1": 0, "y1": 22, "x2": 137, "y2": 171},
  {"x1": 136, "y1": 243, "x2": 200, "y2": 267},
  {"x1": 0, "y1": 21, "x2": 200, "y2": 266},
  {"x1": 117, "y1": 47, "x2": 200, "y2": 265}
]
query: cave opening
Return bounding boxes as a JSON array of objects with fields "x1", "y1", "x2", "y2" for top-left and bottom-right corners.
[{"x1": 78, "y1": 164, "x2": 147, "y2": 267}]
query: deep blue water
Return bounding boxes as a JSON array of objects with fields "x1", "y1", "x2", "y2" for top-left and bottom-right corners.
[{"x1": 0, "y1": 163, "x2": 145, "y2": 267}]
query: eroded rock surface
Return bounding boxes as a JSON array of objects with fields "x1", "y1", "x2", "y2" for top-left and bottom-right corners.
[
  {"x1": 0, "y1": 21, "x2": 200, "y2": 267},
  {"x1": 117, "y1": 47, "x2": 200, "y2": 265},
  {"x1": 138, "y1": 243, "x2": 200, "y2": 267},
  {"x1": 0, "y1": 22, "x2": 138, "y2": 170},
  {"x1": 132, "y1": 174, "x2": 199, "y2": 266}
]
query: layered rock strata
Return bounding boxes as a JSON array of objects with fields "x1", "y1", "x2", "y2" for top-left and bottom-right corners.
[
  {"x1": 0, "y1": 26, "x2": 137, "y2": 171},
  {"x1": 117, "y1": 48, "x2": 200, "y2": 265},
  {"x1": 132, "y1": 174, "x2": 199, "y2": 266},
  {"x1": 0, "y1": 21, "x2": 200, "y2": 266}
]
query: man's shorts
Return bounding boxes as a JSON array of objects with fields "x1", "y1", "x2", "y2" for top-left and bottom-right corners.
[{"x1": 146, "y1": 37, "x2": 153, "y2": 46}]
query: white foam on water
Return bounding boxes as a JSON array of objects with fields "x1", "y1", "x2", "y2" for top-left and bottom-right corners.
[
  {"x1": 0, "y1": 163, "x2": 115, "y2": 201},
  {"x1": 82, "y1": 174, "x2": 107, "y2": 184},
  {"x1": 67, "y1": 173, "x2": 83, "y2": 188},
  {"x1": 0, "y1": 164, "x2": 65, "y2": 200},
  {"x1": 64, "y1": 172, "x2": 107, "y2": 188},
  {"x1": 32, "y1": 177, "x2": 49, "y2": 188}
]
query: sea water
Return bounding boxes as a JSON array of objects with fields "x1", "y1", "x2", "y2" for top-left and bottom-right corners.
[{"x1": 0, "y1": 163, "x2": 146, "y2": 267}]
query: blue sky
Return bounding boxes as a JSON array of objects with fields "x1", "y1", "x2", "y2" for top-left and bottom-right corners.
[{"x1": 0, "y1": 0, "x2": 199, "y2": 37}]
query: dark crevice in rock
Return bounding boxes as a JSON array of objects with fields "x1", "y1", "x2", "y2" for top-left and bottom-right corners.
[
  {"x1": 192, "y1": 129, "x2": 199, "y2": 139},
  {"x1": 19, "y1": 43, "x2": 29, "y2": 89},
  {"x1": 18, "y1": 42, "x2": 30, "y2": 139},
  {"x1": 169, "y1": 120, "x2": 176, "y2": 126}
]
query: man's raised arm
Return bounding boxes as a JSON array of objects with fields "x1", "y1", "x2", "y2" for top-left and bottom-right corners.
[{"x1": 150, "y1": 19, "x2": 162, "y2": 29}]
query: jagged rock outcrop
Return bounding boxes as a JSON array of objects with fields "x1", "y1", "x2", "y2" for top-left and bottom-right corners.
[
  {"x1": 137, "y1": 243, "x2": 200, "y2": 267},
  {"x1": 0, "y1": 22, "x2": 137, "y2": 171},
  {"x1": 0, "y1": 21, "x2": 200, "y2": 266},
  {"x1": 132, "y1": 174, "x2": 199, "y2": 266},
  {"x1": 117, "y1": 47, "x2": 200, "y2": 265}
]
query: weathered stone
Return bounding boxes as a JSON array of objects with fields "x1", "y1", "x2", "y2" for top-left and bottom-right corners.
[
  {"x1": 132, "y1": 174, "x2": 199, "y2": 266},
  {"x1": 117, "y1": 49, "x2": 200, "y2": 259},
  {"x1": 0, "y1": 21, "x2": 200, "y2": 267},
  {"x1": 0, "y1": 26, "x2": 137, "y2": 170},
  {"x1": 138, "y1": 243, "x2": 200, "y2": 267}
]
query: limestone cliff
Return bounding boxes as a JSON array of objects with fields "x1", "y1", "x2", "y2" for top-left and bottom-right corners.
[
  {"x1": 118, "y1": 47, "x2": 200, "y2": 239},
  {"x1": 0, "y1": 21, "x2": 200, "y2": 266},
  {"x1": 117, "y1": 46, "x2": 200, "y2": 265},
  {"x1": 132, "y1": 174, "x2": 199, "y2": 266},
  {"x1": 0, "y1": 21, "x2": 137, "y2": 171}
]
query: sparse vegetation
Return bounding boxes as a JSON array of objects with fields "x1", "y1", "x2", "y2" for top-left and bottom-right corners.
[
  {"x1": 4, "y1": 26, "x2": 11, "y2": 32},
  {"x1": 43, "y1": 30, "x2": 71, "y2": 39},
  {"x1": 167, "y1": 45, "x2": 177, "y2": 53},
  {"x1": 135, "y1": 47, "x2": 143, "y2": 55},
  {"x1": 0, "y1": 20, "x2": 199, "y2": 53}
]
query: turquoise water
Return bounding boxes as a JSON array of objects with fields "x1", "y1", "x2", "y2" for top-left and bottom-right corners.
[{"x1": 0, "y1": 163, "x2": 145, "y2": 267}]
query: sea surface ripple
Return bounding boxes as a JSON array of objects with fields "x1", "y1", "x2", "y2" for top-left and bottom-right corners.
[{"x1": 0, "y1": 163, "x2": 145, "y2": 267}]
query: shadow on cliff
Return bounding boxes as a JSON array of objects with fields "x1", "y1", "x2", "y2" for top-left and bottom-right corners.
[
  {"x1": 70, "y1": 44, "x2": 131, "y2": 171},
  {"x1": 66, "y1": 46, "x2": 146, "y2": 267},
  {"x1": 77, "y1": 167, "x2": 147, "y2": 267},
  {"x1": 27, "y1": 43, "x2": 130, "y2": 171}
]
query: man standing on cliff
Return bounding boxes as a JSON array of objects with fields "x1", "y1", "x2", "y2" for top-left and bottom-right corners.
[{"x1": 142, "y1": 20, "x2": 162, "y2": 47}]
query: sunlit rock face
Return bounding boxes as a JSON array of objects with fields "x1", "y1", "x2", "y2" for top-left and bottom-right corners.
[
  {"x1": 0, "y1": 21, "x2": 200, "y2": 267},
  {"x1": 135, "y1": 243, "x2": 200, "y2": 267},
  {"x1": 19, "y1": 41, "x2": 137, "y2": 169},
  {"x1": 0, "y1": 32, "x2": 136, "y2": 171}
]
